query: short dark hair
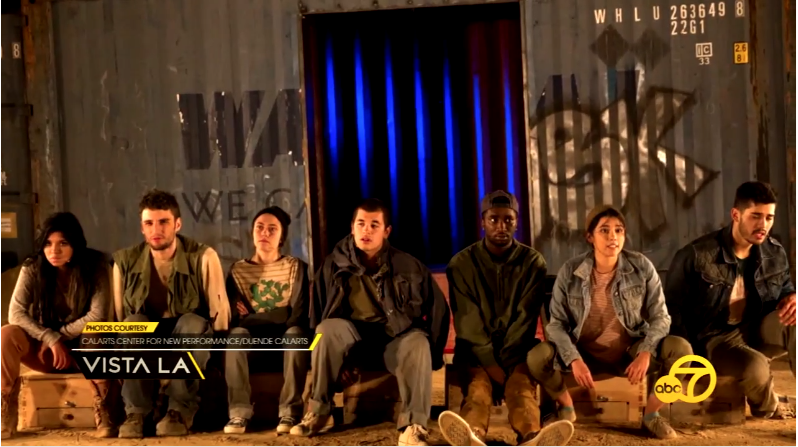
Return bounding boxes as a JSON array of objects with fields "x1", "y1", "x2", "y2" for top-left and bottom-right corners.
[
  {"x1": 252, "y1": 206, "x2": 291, "y2": 247},
  {"x1": 733, "y1": 181, "x2": 778, "y2": 211},
  {"x1": 351, "y1": 198, "x2": 391, "y2": 227},
  {"x1": 139, "y1": 189, "x2": 181, "y2": 219}
]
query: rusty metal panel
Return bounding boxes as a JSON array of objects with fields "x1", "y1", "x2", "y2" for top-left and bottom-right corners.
[
  {"x1": 300, "y1": 0, "x2": 516, "y2": 14},
  {"x1": 46, "y1": 0, "x2": 309, "y2": 266},
  {"x1": 783, "y1": 0, "x2": 796, "y2": 279},
  {"x1": 522, "y1": 0, "x2": 792, "y2": 272}
]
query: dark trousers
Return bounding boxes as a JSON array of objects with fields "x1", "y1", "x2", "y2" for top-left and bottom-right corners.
[
  {"x1": 704, "y1": 310, "x2": 796, "y2": 416},
  {"x1": 308, "y1": 318, "x2": 432, "y2": 430},
  {"x1": 120, "y1": 313, "x2": 211, "y2": 425},
  {"x1": 528, "y1": 335, "x2": 693, "y2": 399},
  {"x1": 224, "y1": 317, "x2": 310, "y2": 420}
]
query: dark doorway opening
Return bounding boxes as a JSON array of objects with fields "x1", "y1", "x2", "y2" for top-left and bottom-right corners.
[{"x1": 303, "y1": 3, "x2": 528, "y2": 269}]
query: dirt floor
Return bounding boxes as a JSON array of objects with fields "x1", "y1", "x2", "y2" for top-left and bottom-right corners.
[{"x1": 6, "y1": 358, "x2": 796, "y2": 446}]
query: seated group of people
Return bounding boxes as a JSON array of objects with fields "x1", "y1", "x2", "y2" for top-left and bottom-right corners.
[{"x1": 0, "y1": 181, "x2": 795, "y2": 447}]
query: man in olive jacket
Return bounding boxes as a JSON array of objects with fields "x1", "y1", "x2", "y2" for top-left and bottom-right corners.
[
  {"x1": 437, "y1": 191, "x2": 574, "y2": 447},
  {"x1": 290, "y1": 198, "x2": 450, "y2": 447},
  {"x1": 113, "y1": 190, "x2": 230, "y2": 438}
]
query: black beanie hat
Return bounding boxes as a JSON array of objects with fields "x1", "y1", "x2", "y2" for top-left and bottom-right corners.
[{"x1": 252, "y1": 206, "x2": 292, "y2": 247}]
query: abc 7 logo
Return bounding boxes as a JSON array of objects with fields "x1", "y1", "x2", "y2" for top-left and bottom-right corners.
[{"x1": 653, "y1": 355, "x2": 717, "y2": 404}]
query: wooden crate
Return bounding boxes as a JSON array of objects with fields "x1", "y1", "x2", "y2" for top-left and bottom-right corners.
[
  {"x1": 660, "y1": 376, "x2": 746, "y2": 425},
  {"x1": 564, "y1": 374, "x2": 646, "y2": 423},
  {"x1": 18, "y1": 371, "x2": 96, "y2": 430}
]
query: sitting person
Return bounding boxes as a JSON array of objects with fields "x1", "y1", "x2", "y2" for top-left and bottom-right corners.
[
  {"x1": 528, "y1": 205, "x2": 692, "y2": 440},
  {"x1": 113, "y1": 190, "x2": 230, "y2": 438},
  {"x1": 224, "y1": 206, "x2": 311, "y2": 434},
  {"x1": 665, "y1": 181, "x2": 796, "y2": 419},
  {"x1": 437, "y1": 191, "x2": 574, "y2": 447},
  {"x1": 2, "y1": 212, "x2": 116, "y2": 439},
  {"x1": 290, "y1": 198, "x2": 450, "y2": 446}
]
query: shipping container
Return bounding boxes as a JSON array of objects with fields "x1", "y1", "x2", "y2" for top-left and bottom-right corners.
[{"x1": 12, "y1": 0, "x2": 795, "y2": 279}]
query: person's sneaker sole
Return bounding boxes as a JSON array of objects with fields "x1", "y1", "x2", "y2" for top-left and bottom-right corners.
[
  {"x1": 437, "y1": 410, "x2": 486, "y2": 447},
  {"x1": 224, "y1": 425, "x2": 246, "y2": 434},
  {"x1": 520, "y1": 420, "x2": 575, "y2": 446}
]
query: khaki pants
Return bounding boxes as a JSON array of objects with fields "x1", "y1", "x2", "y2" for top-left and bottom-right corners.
[{"x1": 457, "y1": 360, "x2": 541, "y2": 440}]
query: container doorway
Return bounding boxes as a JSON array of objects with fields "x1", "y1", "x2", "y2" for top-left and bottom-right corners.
[{"x1": 302, "y1": 3, "x2": 529, "y2": 268}]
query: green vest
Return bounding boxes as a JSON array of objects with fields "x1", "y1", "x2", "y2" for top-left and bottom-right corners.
[{"x1": 113, "y1": 235, "x2": 210, "y2": 320}]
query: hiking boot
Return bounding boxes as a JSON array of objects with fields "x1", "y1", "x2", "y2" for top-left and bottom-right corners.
[
  {"x1": 118, "y1": 413, "x2": 144, "y2": 438},
  {"x1": 155, "y1": 410, "x2": 188, "y2": 437},
  {"x1": 769, "y1": 395, "x2": 797, "y2": 419},
  {"x1": 398, "y1": 424, "x2": 430, "y2": 446},
  {"x1": 1, "y1": 391, "x2": 18, "y2": 440},
  {"x1": 437, "y1": 410, "x2": 487, "y2": 446},
  {"x1": 276, "y1": 416, "x2": 295, "y2": 435},
  {"x1": 224, "y1": 416, "x2": 248, "y2": 434},
  {"x1": 93, "y1": 395, "x2": 118, "y2": 438},
  {"x1": 642, "y1": 414, "x2": 677, "y2": 439},
  {"x1": 519, "y1": 420, "x2": 575, "y2": 446},
  {"x1": 289, "y1": 411, "x2": 334, "y2": 437}
]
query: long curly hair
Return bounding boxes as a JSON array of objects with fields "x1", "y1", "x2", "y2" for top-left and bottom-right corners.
[{"x1": 23, "y1": 212, "x2": 105, "y2": 329}]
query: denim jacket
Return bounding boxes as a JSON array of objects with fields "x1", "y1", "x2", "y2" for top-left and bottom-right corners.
[{"x1": 546, "y1": 249, "x2": 671, "y2": 369}]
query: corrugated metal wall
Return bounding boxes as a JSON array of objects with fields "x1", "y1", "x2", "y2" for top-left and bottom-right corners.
[
  {"x1": 46, "y1": 0, "x2": 310, "y2": 267},
  {"x1": 22, "y1": 0, "x2": 793, "y2": 274},
  {"x1": 522, "y1": 0, "x2": 793, "y2": 271}
]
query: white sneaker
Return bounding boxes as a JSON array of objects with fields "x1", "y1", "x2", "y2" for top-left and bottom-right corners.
[
  {"x1": 289, "y1": 412, "x2": 334, "y2": 437},
  {"x1": 223, "y1": 416, "x2": 248, "y2": 434},
  {"x1": 398, "y1": 424, "x2": 430, "y2": 446},
  {"x1": 437, "y1": 410, "x2": 487, "y2": 446},
  {"x1": 519, "y1": 420, "x2": 575, "y2": 446}
]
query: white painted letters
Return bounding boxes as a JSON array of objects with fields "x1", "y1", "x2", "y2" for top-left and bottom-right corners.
[{"x1": 594, "y1": 9, "x2": 606, "y2": 24}]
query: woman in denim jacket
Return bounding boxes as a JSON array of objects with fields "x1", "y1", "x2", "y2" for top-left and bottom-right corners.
[{"x1": 528, "y1": 205, "x2": 692, "y2": 440}]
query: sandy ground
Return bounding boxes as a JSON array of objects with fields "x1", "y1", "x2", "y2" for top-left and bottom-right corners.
[{"x1": 6, "y1": 359, "x2": 796, "y2": 446}]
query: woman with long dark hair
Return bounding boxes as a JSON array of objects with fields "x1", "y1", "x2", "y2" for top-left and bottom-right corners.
[{"x1": 1, "y1": 212, "x2": 116, "y2": 439}]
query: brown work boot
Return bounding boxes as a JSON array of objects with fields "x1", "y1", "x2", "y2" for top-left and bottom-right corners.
[
  {"x1": 1, "y1": 390, "x2": 19, "y2": 440},
  {"x1": 118, "y1": 413, "x2": 145, "y2": 438},
  {"x1": 156, "y1": 410, "x2": 189, "y2": 437},
  {"x1": 90, "y1": 381, "x2": 118, "y2": 438}
]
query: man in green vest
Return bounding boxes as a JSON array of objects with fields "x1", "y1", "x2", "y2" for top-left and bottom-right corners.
[{"x1": 113, "y1": 190, "x2": 230, "y2": 438}]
